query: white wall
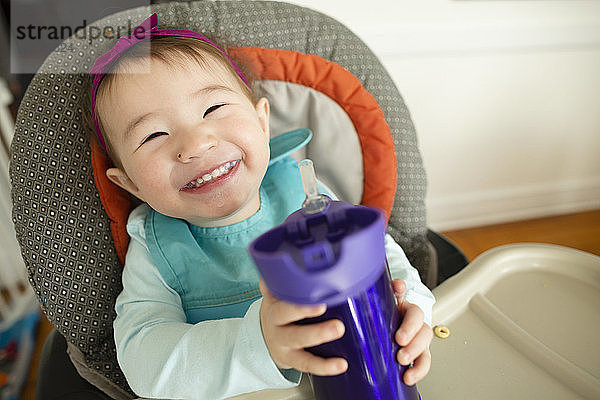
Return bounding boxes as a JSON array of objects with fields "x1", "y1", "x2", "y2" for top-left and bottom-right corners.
[{"x1": 286, "y1": 0, "x2": 600, "y2": 230}]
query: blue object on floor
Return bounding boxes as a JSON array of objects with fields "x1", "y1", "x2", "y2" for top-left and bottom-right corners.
[{"x1": 0, "y1": 310, "x2": 40, "y2": 400}]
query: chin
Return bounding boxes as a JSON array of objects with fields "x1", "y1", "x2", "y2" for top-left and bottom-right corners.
[
  {"x1": 212, "y1": 203, "x2": 250, "y2": 221},
  {"x1": 186, "y1": 202, "x2": 255, "y2": 227}
]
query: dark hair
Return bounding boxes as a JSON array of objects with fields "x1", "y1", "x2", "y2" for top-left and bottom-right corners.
[{"x1": 84, "y1": 36, "x2": 257, "y2": 166}]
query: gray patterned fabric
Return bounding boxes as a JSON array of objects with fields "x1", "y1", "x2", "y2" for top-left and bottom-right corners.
[{"x1": 10, "y1": 1, "x2": 431, "y2": 397}]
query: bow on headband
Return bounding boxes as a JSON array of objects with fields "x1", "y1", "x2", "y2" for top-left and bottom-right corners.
[{"x1": 90, "y1": 13, "x2": 249, "y2": 152}]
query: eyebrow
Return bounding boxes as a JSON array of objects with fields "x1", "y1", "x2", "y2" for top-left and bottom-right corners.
[
  {"x1": 123, "y1": 84, "x2": 236, "y2": 141},
  {"x1": 123, "y1": 111, "x2": 158, "y2": 141},
  {"x1": 191, "y1": 84, "x2": 236, "y2": 98}
]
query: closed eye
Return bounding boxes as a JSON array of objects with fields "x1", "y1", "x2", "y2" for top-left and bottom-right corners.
[
  {"x1": 142, "y1": 131, "x2": 168, "y2": 144},
  {"x1": 204, "y1": 103, "x2": 226, "y2": 118}
]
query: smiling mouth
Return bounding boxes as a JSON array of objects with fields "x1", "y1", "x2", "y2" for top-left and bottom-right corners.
[{"x1": 181, "y1": 160, "x2": 240, "y2": 190}]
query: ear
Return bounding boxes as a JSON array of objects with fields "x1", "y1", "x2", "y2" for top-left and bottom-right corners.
[
  {"x1": 106, "y1": 167, "x2": 144, "y2": 201},
  {"x1": 255, "y1": 97, "x2": 270, "y2": 138}
]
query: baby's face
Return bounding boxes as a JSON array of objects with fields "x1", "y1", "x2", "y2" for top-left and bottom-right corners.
[{"x1": 99, "y1": 57, "x2": 270, "y2": 227}]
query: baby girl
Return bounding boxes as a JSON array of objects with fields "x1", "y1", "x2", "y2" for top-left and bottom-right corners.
[{"x1": 88, "y1": 13, "x2": 434, "y2": 399}]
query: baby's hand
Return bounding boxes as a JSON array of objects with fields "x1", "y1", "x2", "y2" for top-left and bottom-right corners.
[
  {"x1": 392, "y1": 279, "x2": 433, "y2": 386},
  {"x1": 259, "y1": 279, "x2": 348, "y2": 376}
]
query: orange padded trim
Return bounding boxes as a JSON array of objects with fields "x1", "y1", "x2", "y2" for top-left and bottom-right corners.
[
  {"x1": 90, "y1": 47, "x2": 398, "y2": 264},
  {"x1": 230, "y1": 46, "x2": 397, "y2": 219},
  {"x1": 90, "y1": 139, "x2": 132, "y2": 266}
]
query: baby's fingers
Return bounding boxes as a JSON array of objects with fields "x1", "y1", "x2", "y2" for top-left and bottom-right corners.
[
  {"x1": 271, "y1": 302, "x2": 327, "y2": 326},
  {"x1": 391, "y1": 279, "x2": 407, "y2": 302},
  {"x1": 260, "y1": 280, "x2": 326, "y2": 325},
  {"x1": 282, "y1": 320, "x2": 345, "y2": 350},
  {"x1": 402, "y1": 348, "x2": 431, "y2": 386},
  {"x1": 397, "y1": 324, "x2": 433, "y2": 366},
  {"x1": 289, "y1": 350, "x2": 348, "y2": 376},
  {"x1": 396, "y1": 303, "x2": 425, "y2": 346}
]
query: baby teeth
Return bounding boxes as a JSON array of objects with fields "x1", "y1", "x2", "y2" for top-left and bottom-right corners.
[{"x1": 185, "y1": 161, "x2": 238, "y2": 189}]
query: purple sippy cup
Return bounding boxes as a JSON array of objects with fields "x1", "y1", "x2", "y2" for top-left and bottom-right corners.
[{"x1": 249, "y1": 160, "x2": 420, "y2": 400}]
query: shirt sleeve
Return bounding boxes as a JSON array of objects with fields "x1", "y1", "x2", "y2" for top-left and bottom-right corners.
[
  {"x1": 384, "y1": 234, "x2": 435, "y2": 327},
  {"x1": 114, "y1": 205, "x2": 300, "y2": 400}
]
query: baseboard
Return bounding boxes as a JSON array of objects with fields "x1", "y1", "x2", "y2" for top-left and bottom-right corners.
[{"x1": 426, "y1": 178, "x2": 600, "y2": 231}]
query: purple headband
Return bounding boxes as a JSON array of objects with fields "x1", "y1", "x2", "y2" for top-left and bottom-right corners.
[{"x1": 90, "y1": 13, "x2": 249, "y2": 152}]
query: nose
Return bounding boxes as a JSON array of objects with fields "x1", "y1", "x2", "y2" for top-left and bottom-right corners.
[{"x1": 175, "y1": 130, "x2": 218, "y2": 162}]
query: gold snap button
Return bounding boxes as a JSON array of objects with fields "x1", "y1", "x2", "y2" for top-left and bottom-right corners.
[{"x1": 434, "y1": 325, "x2": 450, "y2": 339}]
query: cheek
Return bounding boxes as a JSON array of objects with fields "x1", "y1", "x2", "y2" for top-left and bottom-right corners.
[
  {"x1": 126, "y1": 159, "x2": 170, "y2": 190},
  {"x1": 241, "y1": 135, "x2": 269, "y2": 168},
  {"x1": 258, "y1": 135, "x2": 270, "y2": 164},
  {"x1": 236, "y1": 118, "x2": 270, "y2": 153}
]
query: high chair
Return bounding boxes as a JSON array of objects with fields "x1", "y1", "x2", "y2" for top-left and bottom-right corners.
[{"x1": 9, "y1": 1, "x2": 467, "y2": 398}]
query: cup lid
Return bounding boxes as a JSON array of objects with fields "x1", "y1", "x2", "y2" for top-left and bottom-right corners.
[{"x1": 249, "y1": 201, "x2": 387, "y2": 306}]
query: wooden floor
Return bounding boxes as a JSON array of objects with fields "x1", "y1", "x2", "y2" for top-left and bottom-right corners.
[
  {"x1": 20, "y1": 209, "x2": 600, "y2": 399},
  {"x1": 441, "y1": 209, "x2": 600, "y2": 262}
]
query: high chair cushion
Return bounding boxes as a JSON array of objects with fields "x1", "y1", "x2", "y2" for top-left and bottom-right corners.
[{"x1": 11, "y1": 1, "x2": 431, "y2": 397}]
